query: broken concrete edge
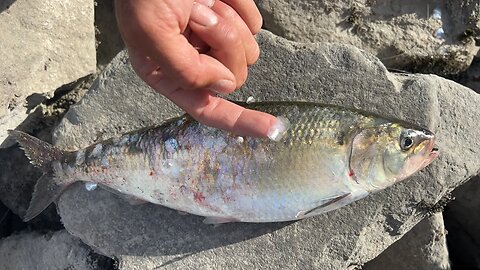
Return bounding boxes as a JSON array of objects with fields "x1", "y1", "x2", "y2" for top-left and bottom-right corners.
[{"x1": 364, "y1": 213, "x2": 450, "y2": 270}]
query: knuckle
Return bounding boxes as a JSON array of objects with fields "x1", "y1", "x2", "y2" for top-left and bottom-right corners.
[
  {"x1": 221, "y1": 6, "x2": 239, "y2": 21},
  {"x1": 251, "y1": 17, "x2": 262, "y2": 34},
  {"x1": 221, "y1": 25, "x2": 242, "y2": 46}
]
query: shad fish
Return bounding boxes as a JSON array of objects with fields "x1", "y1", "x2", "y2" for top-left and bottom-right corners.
[{"x1": 9, "y1": 102, "x2": 438, "y2": 223}]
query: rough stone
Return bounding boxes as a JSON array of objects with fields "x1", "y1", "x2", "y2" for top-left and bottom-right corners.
[
  {"x1": 444, "y1": 176, "x2": 480, "y2": 269},
  {"x1": 54, "y1": 30, "x2": 480, "y2": 269},
  {"x1": 94, "y1": 0, "x2": 124, "y2": 70},
  {"x1": 0, "y1": 230, "x2": 113, "y2": 270},
  {"x1": 454, "y1": 56, "x2": 480, "y2": 94},
  {"x1": 363, "y1": 213, "x2": 450, "y2": 270},
  {"x1": 0, "y1": 201, "x2": 9, "y2": 238},
  {"x1": 255, "y1": 0, "x2": 478, "y2": 75},
  {"x1": 0, "y1": 78, "x2": 92, "y2": 221},
  {"x1": 0, "y1": 0, "x2": 96, "y2": 148}
]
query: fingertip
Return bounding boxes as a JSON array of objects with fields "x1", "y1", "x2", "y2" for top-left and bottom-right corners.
[
  {"x1": 231, "y1": 109, "x2": 279, "y2": 137},
  {"x1": 235, "y1": 67, "x2": 248, "y2": 88},
  {"x1": 251, "y1": 14, "x2": 263, "y2": 34},
  {"x1": 247, "y1": 41, "x2": 260, "y2": 65},
  {"x1": 266, "y1": 116, "x2": 291, "y2": 141}
]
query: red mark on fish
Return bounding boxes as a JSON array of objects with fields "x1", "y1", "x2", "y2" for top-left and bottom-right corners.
[{"x1": 194, "y1": 191, "x2": 206, "y2": 204}]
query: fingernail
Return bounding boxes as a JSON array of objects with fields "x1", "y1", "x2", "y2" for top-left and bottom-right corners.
[
  {"x1": 191, "y1": 2, "x2": 218, "y2": 27},
  {"x1": 209, "y1": 80, "x2": 235, "y2": 94},
  {"x1": 267, "y1": 116, "x2": 291, "y2": 142},
  {"x1": 195, "y1": 0, "x2": 215, "y2": 8}
]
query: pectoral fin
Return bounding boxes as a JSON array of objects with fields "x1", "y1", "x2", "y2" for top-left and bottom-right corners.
[
  {"x1": 203, "y1": 216, "x2": 239, "y2": 224},
  {"x1": 295, "y1": 193, "x2": 351, "y2": 219}
]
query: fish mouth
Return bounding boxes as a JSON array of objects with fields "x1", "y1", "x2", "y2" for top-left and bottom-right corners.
[{"x1": 421, "y1": 138, "x2": 439, "y2": 169}]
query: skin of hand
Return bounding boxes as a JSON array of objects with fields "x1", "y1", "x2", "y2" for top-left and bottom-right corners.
[{"x1": 115, "y1": 0, "x2": 278, "y2": 137}]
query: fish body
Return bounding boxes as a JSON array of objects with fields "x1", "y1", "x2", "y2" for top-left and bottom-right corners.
[{"x1": 9, "y1": 102, "x2": 438, "y2": 223}]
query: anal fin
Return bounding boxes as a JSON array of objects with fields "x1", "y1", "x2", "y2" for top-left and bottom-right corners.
[{"x1": 295, "y1": 193, "x2": 351, "y2": 219}]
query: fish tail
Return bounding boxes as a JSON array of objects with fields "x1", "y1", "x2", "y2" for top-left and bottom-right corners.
[{"x1": 8, "y1": 130, "x2": 72, "y2": 221}]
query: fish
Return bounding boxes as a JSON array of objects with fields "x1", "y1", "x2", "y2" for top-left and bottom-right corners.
[{"x1": 8, "y1": 101, "x2": 438, "y2": 223}]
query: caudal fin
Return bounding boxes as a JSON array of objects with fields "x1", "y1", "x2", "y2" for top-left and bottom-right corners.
[{"x1": 8, "y1": 130, "x2": 70, "y2": 221}]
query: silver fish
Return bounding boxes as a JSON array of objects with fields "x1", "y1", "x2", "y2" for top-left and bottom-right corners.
[{"x1": 9, "y1": 102, "x2": 438, "y2": 223}]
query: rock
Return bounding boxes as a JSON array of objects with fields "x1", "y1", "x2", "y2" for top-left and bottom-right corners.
[
  {"x1": 444, "y1": 176, "x2": 480, "y2": 269},
  {"x1": 0, "y1": 230, "x2": 113, "y2": 270},
  {"x1": 255, "y1": 0, "x2": 478, "y2": 75},
  {"x1": 0, "y1": 0, "x2": 96, "y2": 148},
  {"x1": 54, "y1": 30, "x2": 480, "y2": 269},
  {"x1": 363, "y1": 213, "x2": 450, "y2": 270},
  {"x1": 94, "y1": 0, "x2": 124, "y2": 70},
  {"x1": 0, "y1": 78, "x2": 92, "y2": 221},
  {"x1": 454, "y1": 56, "x2": 480, "y2": 94},
  {"x1": 0, "y1": 201, "x2": 9, "y2": 238}
]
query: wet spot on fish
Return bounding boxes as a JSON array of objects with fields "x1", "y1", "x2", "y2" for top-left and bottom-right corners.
[
  {"x1": 165, "y1": 137, "x2": 178, "y2": 153},
  {"x1": 89, "y1": 143, "x2": 103, "y2": 158},
  {"x1": 85, "y1": 182, "x2": 98, "y2": 191},
  {"x1": 161, "y1": 159, "x2": 181, "y2": 177},
  {"x1": 76, "y1": 149, "x2": 85, "y2": 165},
  {"x1": 202, "y1": 136, "x2": 227, "y2": 152}
]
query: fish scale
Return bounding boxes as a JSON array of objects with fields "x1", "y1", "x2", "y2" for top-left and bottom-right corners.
[{"x1": 9, "y1": 102, "x2": 438, "y2": 223}]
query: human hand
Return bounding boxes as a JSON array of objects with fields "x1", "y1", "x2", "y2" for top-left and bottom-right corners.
[{"x1": 115, "y1": 0, "x2": 279, "y2": 137}]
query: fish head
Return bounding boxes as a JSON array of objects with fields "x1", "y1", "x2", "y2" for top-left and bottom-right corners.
[{"x1": 350, "y1": 123, "x2": 438, "y2": 191}]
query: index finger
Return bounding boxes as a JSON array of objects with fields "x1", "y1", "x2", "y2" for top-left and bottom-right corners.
[
  {"x1": 221, "y1": 0, "x2": 263, "y2": 34},
  {"x1": 165, "y1": 87, "x2": 276, "y2": 137}
]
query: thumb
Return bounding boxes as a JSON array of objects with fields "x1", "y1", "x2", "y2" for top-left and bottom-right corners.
[{"x1": 115, "y1": 0, "x2": 236, "y2": 93}]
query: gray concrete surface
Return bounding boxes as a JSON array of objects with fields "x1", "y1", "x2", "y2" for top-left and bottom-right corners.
[
  {"x1": 0, "y1": 230, "x2": 111, "y2": 270},
  {"x1": 364, "y1": 213, "x2": 450, "y2": 270},
  {"x1": 0, "y1": 0, "x2": 96, "y2": 148},
  {"x1": 53, "y1": 30, "x2": 480, "y2": 269}
]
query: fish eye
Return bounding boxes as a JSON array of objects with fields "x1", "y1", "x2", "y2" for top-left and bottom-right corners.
[{"x1": 400, "y1": 135, "x2": 414, "y2": 151}]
